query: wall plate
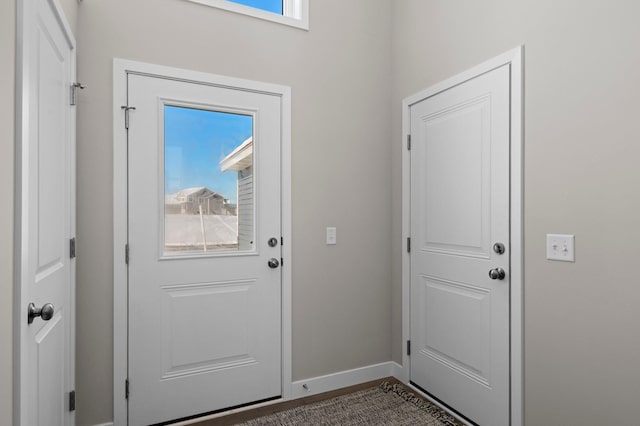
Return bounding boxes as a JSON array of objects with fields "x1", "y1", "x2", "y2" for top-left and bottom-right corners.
[{"x1": 546, "y1": 234, "x2": 575, "y2": 262}]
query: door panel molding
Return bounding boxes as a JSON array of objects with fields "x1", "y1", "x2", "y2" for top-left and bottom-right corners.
[
  {"x1": 401, "y1": 47, "x2": 523, "y2": 426},
  {"x1": 113, "y1": 59, "x2": 292, "y2": 425}
]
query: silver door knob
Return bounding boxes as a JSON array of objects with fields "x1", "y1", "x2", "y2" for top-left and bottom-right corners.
[
  {"x1": 268, "y1": 258, "x2": 280, "y2": 269},
  {"x1": 27, "y1": 302, "x2": 54, "y2": 324},
  {"x1": 488, "y1": 268, "x2": 506, "y2": 280}
]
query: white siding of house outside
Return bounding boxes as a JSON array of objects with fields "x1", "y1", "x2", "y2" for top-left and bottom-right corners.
[{"x1": 238, "y1": 174, "x2": 253, "y2": 250}]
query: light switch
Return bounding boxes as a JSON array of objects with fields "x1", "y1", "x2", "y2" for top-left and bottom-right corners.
[
  {"x1": 546, "y1": 234, "x2": 575, "y2": 262},
  {"x1": 326, "y1": 227, "x2": 337, "y2": 245}
]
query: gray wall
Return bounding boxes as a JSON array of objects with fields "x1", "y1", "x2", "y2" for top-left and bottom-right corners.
[
  {"x1": 0, "y1": 1, "x2": 16, "y2": 424},
  {"x1": 391, "y1": 1, "x2": 640, "y2": 424},
  {"x1": 75, "y1": 1, "x2": 392, "y2": 424}
]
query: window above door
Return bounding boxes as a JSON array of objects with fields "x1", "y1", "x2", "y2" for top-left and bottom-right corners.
[{"x1": 185, "y1": 0, "x2": 309, "y2": 30}]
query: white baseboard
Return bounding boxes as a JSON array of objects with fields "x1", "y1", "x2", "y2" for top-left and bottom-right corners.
[
  {"x1": 92, "y1": 423, "x2": 114, "y2": 426},
  {"x1": 390, "y1": 361, "x2": 407, "y2": 382},
  {"x1": 290, "y1": 361, "x2": 402, "y2": 399}
]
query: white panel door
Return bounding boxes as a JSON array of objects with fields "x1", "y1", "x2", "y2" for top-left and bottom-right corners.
[
  {"x1": 18, "y1": 0, "x2": 76, "y2": 424},
  {"x1": 127, "y1": 73, "x2": 282, "y2": 425},
  {"x1": 410, "y1": 65, "x2": 510, "y2": 426}
]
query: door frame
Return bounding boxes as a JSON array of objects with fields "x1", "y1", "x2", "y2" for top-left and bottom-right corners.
[
  {"x1": 14, "y1": 0, "x2": 77, "y2": 423},
  {"x1": 112, "y1": 59, "x2": 292, "y2": 425},
  {"x1": 400, "y1": 47, "x2": 523, "y2": 426}
]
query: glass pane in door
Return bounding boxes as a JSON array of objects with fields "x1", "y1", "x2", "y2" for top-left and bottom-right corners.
[{"x1": 163, "y1": 105, "x2": 254, "y2": 255}]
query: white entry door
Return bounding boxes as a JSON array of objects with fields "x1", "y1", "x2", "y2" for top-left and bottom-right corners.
[
  {"x1": 126, "y1": 72, "x2": 282, "y2": 425},
  {"x1": 409, "y1": 64, "x2": 510, "y2": 425},
  {"x1": 17, "y1": 0, "x2": 76, "y2": 424}
]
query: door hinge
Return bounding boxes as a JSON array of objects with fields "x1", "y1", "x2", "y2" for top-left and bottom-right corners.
[
  {"x1": 407, "y1": 340, "x2": 411, "y2": 356},
  {"x1": 68, "y1": 390, "x2": 76, "y2": 411},
  {"x1": 281, "y1": 236, "x2": 284, "y2": 246},
  {"x1": 125, "y1": 244, "x2": 129, "y2": 264},
  {"x1": 70, "y1": 82, "x2": 85, "y2": 106},
  {"x1": 125, "y1": 379, "x2": 130, "y2": 399},
  {"x1": 70, "y1": 237, "x2": 76, "y2": 259},
  {"x1": 121, "y1": 106, "x2": 136, "y2": 129},
  {"x1": 407, "y1": 134, "x2": 411, "y2": 150},
  {"x1": 407, "y1": 237, "x2": 411, "y2": 253}
]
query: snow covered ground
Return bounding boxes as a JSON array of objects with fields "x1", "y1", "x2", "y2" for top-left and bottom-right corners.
[{"x1": 164, "y1": 214, "x2": 238, "y2": 251}]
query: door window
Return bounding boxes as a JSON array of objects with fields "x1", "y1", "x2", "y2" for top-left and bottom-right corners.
[{"x1": 163, "y1": 105, "x2": 254, "y2": 255}]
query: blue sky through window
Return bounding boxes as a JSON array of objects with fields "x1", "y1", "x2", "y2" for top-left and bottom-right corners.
[
  {"x1": 164, "y1": 106, "x2": 253, "y2": 204},
  {"x1": 227, "y1": 0, "x2": 283, "y2": 14}
]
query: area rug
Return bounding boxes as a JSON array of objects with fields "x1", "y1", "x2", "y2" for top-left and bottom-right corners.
[{"x1": 237, "y1": 382, "x2": 458, "y2": 426}]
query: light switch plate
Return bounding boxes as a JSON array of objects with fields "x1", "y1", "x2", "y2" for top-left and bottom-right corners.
[
  {"x1": 326, "y1": 227, "x2": 337, "y2": 245},
  {"x1": 546, "y1": 234, "x2": 575, "y2": 262}
]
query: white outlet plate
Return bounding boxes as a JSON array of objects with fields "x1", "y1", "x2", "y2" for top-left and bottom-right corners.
[
  {"x1": 546, "y1": 234, "x2": 575, "y2": 262},
  {"x1": 326, "y1": 227, "x2": 337, "y2": 245}
]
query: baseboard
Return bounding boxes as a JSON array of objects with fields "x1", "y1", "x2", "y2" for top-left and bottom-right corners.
[
  {"x1": 91, "y1": 423, "x2": 114, "y2": 426},
  {"x1": 390, "y1": 361, "x2": 407, "y2": 382},
  {"x1": 290, "y1": 361, "x2": 400, "y2": 399}
]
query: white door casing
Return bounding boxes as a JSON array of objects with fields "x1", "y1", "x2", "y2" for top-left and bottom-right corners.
[
  {"x1": 402, "y1": 48, "x2": 523, "y2": 426},
  {"x1": 15, "y1": 0, "x2": 76, "y2": 424},
  {"x1": 113, "y1": 60, "x2": 293, "y2": 425}
]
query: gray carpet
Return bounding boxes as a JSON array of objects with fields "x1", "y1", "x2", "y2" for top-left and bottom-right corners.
[{"x1": 237, "y1": 382, "x2": 458, "y2": 425}]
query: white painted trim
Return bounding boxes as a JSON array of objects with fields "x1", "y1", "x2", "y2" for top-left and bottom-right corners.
[
  {"x1": 401, "y1": 46, "x2": 524, "y2": 426},
  {"x1": 183, "y1": 0, "x2": 309, "y2": 30},
  {"x1": 280, "y1": 80, "x2": 293, "y2": 402},
  {"x1": 290, "y1": 362, "x2": 397, "y2": 399},
  {"x1": 509, "y1": 46, "x2": 525, "y2": 426},
  {"x1": 112, "y1": 60, "x2": 128, "y2": 426},
  {"x1": 15, "y1": 0, "x2": 77, "y2": 424},
  {"x1": 91, "y1": 423, "x2": 115, "y2": 426},
  {"x1": 390, "y1": 361, "x2": 406, "y2": 383},
  {"x1": 113, "y1": 58, "x2": 292, "y2": 425}
]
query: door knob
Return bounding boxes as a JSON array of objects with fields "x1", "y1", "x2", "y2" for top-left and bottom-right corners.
[
  {"x1": 27, "y1": 302, "x2": 55, "y2": 324},
  {"x1": 267, "y1": 258, "x2": 280, "y2": 269},
  {"x1": 488, "y1": 268, "x2": 506, "y2": 280}
]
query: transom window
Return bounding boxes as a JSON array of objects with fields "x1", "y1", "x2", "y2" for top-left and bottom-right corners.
[
  {"x1": 229, "y1": 0, "x2": 282, "y2": 14},
  {"x1": 185, "y1": 0, "x2": 309, "y2": 30}
]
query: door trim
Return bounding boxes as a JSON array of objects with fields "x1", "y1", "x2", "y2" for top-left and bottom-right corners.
[
  {"x1": 112, "y1": 59, "x2": 292, "y2": 425},
  {"x1": 14, "y1": 0, "x2": 77, "y2": 423},
  {"x1": 400, "y1": 47, "x2": 523, "y2": 426}
]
